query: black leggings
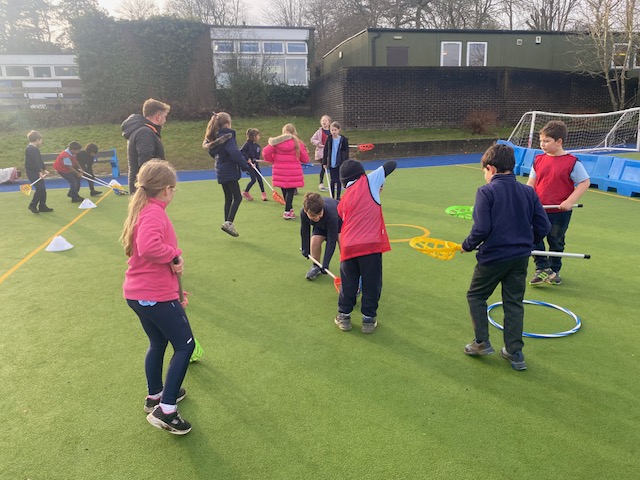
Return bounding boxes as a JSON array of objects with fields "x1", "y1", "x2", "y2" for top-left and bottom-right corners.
[
  {"x1": 281, "y1": 188, "x2": 295, "y2": 211},
  {"x1": 245, "y1": 167, "x2": 265, "y2": 193},
  {"x1": 221, "y1": 181, "x2": 242, "y2": 222}
]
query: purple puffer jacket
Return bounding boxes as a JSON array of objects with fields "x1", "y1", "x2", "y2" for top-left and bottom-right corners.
[{"x1": 263, "y1": 134, "x2": 310, "y2": 188}]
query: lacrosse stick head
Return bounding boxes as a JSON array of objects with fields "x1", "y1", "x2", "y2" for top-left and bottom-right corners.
[
  {"x1": 358, "y1": 144, "x2": 374, "y2": 151},
  {"x1": 333, "y1": 277, "x2": 342, "y2": 293},
  {"x1": 445, "y1": 205, "x2": 474, "y2": 220},
  {"x1": 410, "y1": 236, "x2": 462, "y2": 261},
  {"x1": 272, "y1": 191, "x2": 285, "y2": 205},
  {"x1": 20, "y1": 184, "x2": 32, "y2": 196},
  {"x1": 190, "y1": 338, "x2": 204, "y2": 362}
]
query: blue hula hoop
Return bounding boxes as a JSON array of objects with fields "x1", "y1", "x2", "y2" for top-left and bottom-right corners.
[{"x1": 487, "y1": 300, "x2": 581, "y2": 338}]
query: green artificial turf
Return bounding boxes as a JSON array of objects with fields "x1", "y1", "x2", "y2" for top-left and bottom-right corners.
[{"x1": 0, "y1": 165, "x2": 638, "y2": 479}]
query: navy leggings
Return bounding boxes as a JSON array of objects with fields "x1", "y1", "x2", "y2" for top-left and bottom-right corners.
[
  {"x1": 127, "y1": 299, "x2": 195, "y2": 405},
  {"x1": 221, "y1": 180, "x2": 243, "y2": 222}
]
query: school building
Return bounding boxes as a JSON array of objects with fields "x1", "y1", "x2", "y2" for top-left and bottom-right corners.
[{"x1": 311, "y1": 28, "x2": 640, "y2": 130}]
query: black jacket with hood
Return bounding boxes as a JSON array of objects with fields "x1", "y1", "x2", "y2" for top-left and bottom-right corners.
[{"x1": 121, "y1": 114, "x2": 165, "y2": 191}]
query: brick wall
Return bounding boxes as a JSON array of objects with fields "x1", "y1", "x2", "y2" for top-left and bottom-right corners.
[{"x1": 311, "y1": 67, "x2": 615, "y2": 130}]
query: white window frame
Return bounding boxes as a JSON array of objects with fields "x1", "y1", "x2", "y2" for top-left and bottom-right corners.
[
  {"x1": 263, "y1": 41, "x2": 284, "y2": 54},
  {"x1": 240, "y1": 41, "x2": 260, "y2": 54},
  {"x1": 33, "y1": 66, "x2": 53, "y2": 78},
  {"x1": 440, "y1": 42, "x2": 462, "y2": 67},
  {"x1": 5, "y1": 65, "x2": 31, "y2": 78},
  {"x1": 286, "y1": 42, "x2": 307, "y2": 54},
  {"x1": 284, "y1": 57, "x2": 307, "y2": 85},
  {"x1": 611, "y1": 43, "x2": 632, "y2": 69},
  {"x1": 53, "y1": 65, "x2": 78, "y2": 77},
  {"x1": 214, "y1": 41, "x2": 235, "y2": 53},
  {"x1": 466, "y1": 42, "x2": 487, "y2": 67}
]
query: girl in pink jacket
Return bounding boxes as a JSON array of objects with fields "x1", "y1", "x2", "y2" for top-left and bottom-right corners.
[
  {"x1": 263, "y1": 123, "x2": 310, "y2": 219},
  {"x1": 121, "y1": 159, "x2": 194, "y2": 435}
]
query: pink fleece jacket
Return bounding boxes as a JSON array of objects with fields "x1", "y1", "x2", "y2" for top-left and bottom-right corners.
[
  {"x1": 263, "y1": 134, "x2": 310, "y2": 188},
  {"x1": 123, "y1": 198, "x2": 182, "y2": 302}
]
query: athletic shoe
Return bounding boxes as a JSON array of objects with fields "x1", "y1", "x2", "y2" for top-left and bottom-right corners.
[
  {"x1": 464, "y1": 340, "x2": 495, "y2": 356},
  {"x1": 319, "y1": 183, "x2": 327, "y2": 191},
  {"x1": 293, "y1": 188, "x2": 299, "y2": 195},
  {"x1": 71, "y1": 196, "x2": 84, "y2": 203},
  {"x1": 221, "y1": 221, "x2": 239, "y2": 237},
  {"x1": 335, "y1": 312, "x2": 352, "y2": 331},
  {"x1": 146, "y1": 406, "x2": 192, "y2": 435},
  {"x1": 90, "y1": 190, "x2": 102, "y2": 197},
  {"x1": 306, "y1": 265, "x2": 322, "y2": 280},
  {"x1": 28, "y1": 204, "x2": 39, "y2": 214},
  {"x1": 261, "y1": 192, "x2": 267, "y2": 201},
  {"x1": 283, "y1": 211, "x2": 293, "y2": 220},
  {"x1": 501, "y1": 347, "x2": 527, "y2": 371},
  {"x1": 547, "y1": 274, "x2": 562, "y2": 285},
  {"x1": 361, "y1": 316, "x2": 377, "y2": 334},
  {"x1": 288, "y1": 209, "x2": 296, "y2": 219},
  {"x1": 241, "y1": 191, "x2": 253, "y2": 201},
  {"x1": 144, "y1": 387, "x2": 186, "y2": 414},
  {"x1": 529, "y1": 268, "x2": 556, "y2": 285},
  {"x1": 38, "y1": 205, "x2": 54, "y2": 212}
]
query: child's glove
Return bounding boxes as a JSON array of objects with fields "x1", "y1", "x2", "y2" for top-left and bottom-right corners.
[{"x1": 301, "y1": 250, "x2": 309, "y2": 259}]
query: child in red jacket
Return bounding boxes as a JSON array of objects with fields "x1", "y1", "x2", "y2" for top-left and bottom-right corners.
[{"x1": 52, "y1": 141, "x2": 84, "y2": 202}]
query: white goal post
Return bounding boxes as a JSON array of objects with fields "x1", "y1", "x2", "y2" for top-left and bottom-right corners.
[{"x1": 507, "y1": 108, "x2": 640, "y2": 153}]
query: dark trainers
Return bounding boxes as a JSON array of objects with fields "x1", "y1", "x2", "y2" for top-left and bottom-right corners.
[
  {"x1": 361, "y1": 316, "x2": 377, "y2": 334},
  {"x1": 147, "y1": 406, "x2": 192, "y2": 435},
  {"x1": 144, "y1": 387, "x2": 186, "y2": 414},
  {"x1": 221, "y1": 221, "x2": 239, "y2": 237},
  {"x1": 529, "y1": 268, "x2": 556, "y2": 285},
  {"x1": 334, "y1": 312, "x2": 352, "y2": 331},
  {"x1": 306, "y1": 265, "x2": 322, "y2": 280},
  {"x1": 464, "y1": 340, "x2": 495, "y2": 356},
  {"x1": 28, "y1": 204, "x2": 39, "y2": 214},
  {"x1": 38, "y1": 205, "x2": 54, "y2": 212},
  {"x1": 547, "y1": 273, "x2": 562, "y2": 285},
  {"x1": 71, "y1": 196, "x2": 84, "y2": 203},
  {"x1": 90, "y1": 190, "x2": 103, "y2": 197},
  {"x1": 501, "y1": 347, "x2": 527, "y2": 371}
]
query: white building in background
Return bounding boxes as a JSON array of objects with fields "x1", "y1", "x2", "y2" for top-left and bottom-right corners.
[
  {"x1": 0, "y1": 54, "x2": 80, "y2": 102},
  {"x1": 209, "y1": 26, "x2": 314, "y2": 87}
]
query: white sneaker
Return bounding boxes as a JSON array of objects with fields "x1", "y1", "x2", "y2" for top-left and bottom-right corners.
[{"x1": 319, "y1": 184, "x2": 327, "y2": 191}]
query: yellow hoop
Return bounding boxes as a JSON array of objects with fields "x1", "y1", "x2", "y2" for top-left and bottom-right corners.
[
  {"x1": 386, "y1": 224, "x2": 430, "y2": 243},
  {"x1": 409, "y1": 236, "x2": 463, "y2": 261}
]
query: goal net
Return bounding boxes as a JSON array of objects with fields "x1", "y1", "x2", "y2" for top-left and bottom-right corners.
[{"x1": 507, "y1": 108, "x2": 640, "y2": 153}]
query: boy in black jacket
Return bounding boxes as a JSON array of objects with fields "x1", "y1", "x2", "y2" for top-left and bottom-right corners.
[
  {"x1": 462, "y1": 143, "x2": 550, "y2": 370},
  {"x1": 25, "y1": 130, "x2": 53, "y2": 213}
]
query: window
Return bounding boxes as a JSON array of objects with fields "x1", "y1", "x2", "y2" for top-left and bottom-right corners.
[
  {"x1": 612, "y1": 43, "x2": 626, "y2": 68},
  {"x1": 286, "y1": 42, "x2": 307, "y2": 54},
  {"x1": 5, "y1": 66, "x2": 30, "y2": 77},
  {"x1": 33, "y1": 66, "x2": 52, "y2": 78},
  {"x1": 214, "y1": 41, "x2": 234, "y2": 53},
  {"x1": 467, "y1": 42, "x2": 487, "y2": 67},
  {"x1": 440, "y1": 42, "x2": 461, "y2": 66},
  {"x1": 214, "y1": 58, "x2": 237, "y2": 87},
  {"x1": 265, "y1": 58, "x2": 285, "y2": 84},
  {"x1": 54, "y1": 66, "x2": 77, "y2": 76},
  {"x1": 285, "y1": 58, "x2": 307, "y2": 85},
  {"x1": 263, "y1": 42, "x2": 284, "y2": 54},
  {"x1": 240, "y1": 41, "x2": 259, "y2": 53}
]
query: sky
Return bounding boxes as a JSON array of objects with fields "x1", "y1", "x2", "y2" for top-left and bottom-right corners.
[{"x1": 97, "y1": 0, "x2": 270, "y2": 22}]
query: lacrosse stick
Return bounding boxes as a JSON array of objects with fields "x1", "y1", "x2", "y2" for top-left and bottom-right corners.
[
  {"x1": 543, "y1": 204, "x2": 583, "y2": 209},
  {"x1": 445, "y1": 205, "x2": 473, "y2": 220},
  {"x1": 20, "y1": 177, "x2": 43, "y2": 196},
  {"x1": 250, "y1": 163, "x2": 285, "y2": 205},
  {"x1": 410, "y1": 236, "x2": 591, "y2": 261},
  {"x1": 173, "y1": 257, "x2": 203, "y2": 362},
  {"x1": 349, "y1": 144, "x2": 375, "y2": 152},
  {"x1": 81, "y1": 173, "x2": 128, "y2": 195},
  {"x1": 324, "y1": 167, "x2": 335, "y2": 199},
  {"x1": 308, "y1": 254, "x2": 342, "y2": 293}
]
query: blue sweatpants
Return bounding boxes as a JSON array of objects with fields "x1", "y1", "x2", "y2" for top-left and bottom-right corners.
[{"x1": 126, "y1": 299, "x2": 195, "y2": 405}]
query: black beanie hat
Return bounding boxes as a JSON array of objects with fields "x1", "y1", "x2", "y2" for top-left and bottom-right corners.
[{"x1": 340, "y1": 159, "x2": 365, "y2": 184}]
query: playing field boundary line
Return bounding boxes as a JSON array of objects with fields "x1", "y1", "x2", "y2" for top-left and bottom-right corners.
[{"x1": 0, "y1": 191, "x2": 112, "y2": 285}]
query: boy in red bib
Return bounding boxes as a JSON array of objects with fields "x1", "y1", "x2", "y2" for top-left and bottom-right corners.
[
  {"x1": 335, "y1": 159, "x2": 396, "y2": 333},
  {"x1": 527, "y1": 121, "x2": 590, "y2": 285}
]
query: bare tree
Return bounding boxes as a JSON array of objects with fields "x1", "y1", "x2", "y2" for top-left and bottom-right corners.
[
  {"x1": 572, "y1": 0, "x2": 640, "y2": 110},
  {"x1": 115, "y1": 0, "x2": 159, "y2": 20},
  {"x1": 165, "y1": 0, "x2": 248, "y2": 25},
  {"x1": 263, "y1": 0, "x2": 305, "y2": 26},
  {"x1": 525, "y1": 0, "x2": 581, "y2": 31}
]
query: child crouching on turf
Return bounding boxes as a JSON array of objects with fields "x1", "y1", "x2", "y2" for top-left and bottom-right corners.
[
  {"x1": 334, "y1": 159, "x2": 396, "y2": 333},
  {"x1": 462, "y1": 144, "x2": 550, "y2": 371},
  {"x1": 121, "y1": 159, "x2": 195, "y2": 434}
]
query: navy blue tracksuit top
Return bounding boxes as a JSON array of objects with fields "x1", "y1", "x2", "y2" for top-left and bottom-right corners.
[{"x1": 462, "y1": 173, "x2": 551, "y2": 265}]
